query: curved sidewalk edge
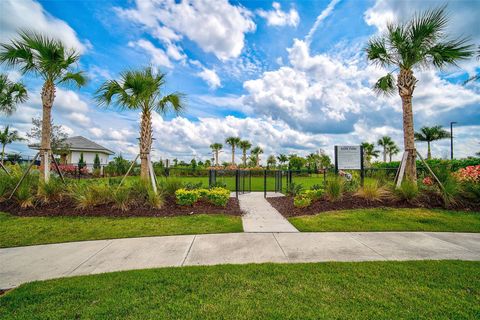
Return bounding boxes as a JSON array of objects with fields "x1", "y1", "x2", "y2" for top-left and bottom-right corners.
[{"x1": 1, "y1": 232, "x2": 479, "y2": 289}]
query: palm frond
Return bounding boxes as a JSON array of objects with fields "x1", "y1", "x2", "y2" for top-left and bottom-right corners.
[
  {"x1": 365, "y1": 37, "x2": 394, "y2": 67},
  {"x1": 426, "y1": 38, "x2": 474, "y2": 69},
  {"x1": 409, "y1": 5, "x2": 448, "y2": 51},
  {"x1": 58, "y1": 71, "x2": 87, "y2": 87},
  {"x1": 373, "y1": 73, "x2": 396, "y2": 96},
  {"x1": 156, "y1": 92, "x2": 185, "y2": 115}
]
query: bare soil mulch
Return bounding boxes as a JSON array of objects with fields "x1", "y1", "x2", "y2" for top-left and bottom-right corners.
[
  {"x1": 268, "y1": 193, "x2": 480, "y2": 217},
  {"x1": 0, "y1": 197, "x2": 243, "y2": 217}
]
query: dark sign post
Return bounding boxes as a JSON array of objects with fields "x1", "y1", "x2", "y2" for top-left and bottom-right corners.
[{"x1": 334, "y1": 145, "x2": 364, "y2": 186}]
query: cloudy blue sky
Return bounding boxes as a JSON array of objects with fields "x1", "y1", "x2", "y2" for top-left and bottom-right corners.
[{"x1": 1, "y1": 0, "x2": 479, "y2": 164}]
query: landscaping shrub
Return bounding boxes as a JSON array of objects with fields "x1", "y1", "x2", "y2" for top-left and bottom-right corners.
[
  {"x1": 0, "y1": 172, "x2": 15, "y2": 201},
  {"x1": 294, "y1": 194, "x2": 312, "y2": 208},
  {"x1": 310, "y1": 184, "x2": 323, "y2": 191},
  {"x1": 38, "y1": 178, "x2": 64, "y2": 204},
  {"x1": 146, "y1": 187, "x2": 164, "y2": 209},
  {"x1": 14, "y1": 181, "x2": 35, "y2": 208},
  {"x1": 302, "y1": 189, "x2": 323, "y2": 201},
  {"x1": 325, "y1": 177, "x2": 343, "y2": 202},
  {"x1": 159, "y1": 178, "x2": 184, "y2": 196},
  {"x1": 175, "y1": 188, "x2": 200, "y2": 206},
  {"x1": 184, "y1": 181, "x2": 203, "y2": 190},
  {"x1": 71, "y1": 183, "x2": 111, "y2": 209},
  {"x1": 112, "y1": 187, "x2": 131, "y2": 211},
  {"x1": 205, "y1": 187, "x2": 230, "y2": 207},
  {"x1": 285, "y1": 182, "x2": 303, "y2": 196},
  {"x1": 210, "y1": 181, "x2": 227, "y2": 189},
  {"x1": 355, "y1": 179, "x2": 388, "y2": 201},
  {"x1": 130, "y1": 179, "x2": 164, "y2": 209},
  {"x1": 395, "y1": 180, "x2": 419, "y2": 203}
]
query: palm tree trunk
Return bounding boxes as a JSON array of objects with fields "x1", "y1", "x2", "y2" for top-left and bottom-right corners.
[
  {"x1": 242, "y1": 150, "x2": 246, "y2": 166},
  {"x1": 139, "y1": 107, "x2": 152, "y2": 181},
  {"x1": 383, "y1": 146, "x2": 387, "y2": 162},
  {"x1": 39, "y1": 81, "x2": 55, "y2": 183},
  {"x1": 398, "y1": 69, "x2": 417, "y2": 182},
  {"x1": 389, "y1": 153, "x2": 392, "y2": 162},
  {"x1": 215, "y1": 150, "x2": 219, "y2": 166},
  {"x1": 231, "y1": 146, "x2": 235, "y2": 165},
  {"x1": 1, "y1": 144, "x2": 5, "y2": 165},
  {"x1": 427, "y1": 141, "x2": 431, "y2": 160}
]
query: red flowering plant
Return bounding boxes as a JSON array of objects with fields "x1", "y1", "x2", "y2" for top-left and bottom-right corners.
[
  {"x1": 422, "y1": 176, "x2": 434, "y2": 186},
  {"x1": 454, "y1": 165, "x2": 480, "y2": 183},
  {"x1": 55, "y1": 164, "x2": 88, "y2": 175}
]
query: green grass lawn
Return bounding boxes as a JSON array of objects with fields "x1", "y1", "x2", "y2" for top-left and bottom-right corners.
[
  {"x1": 0, "y1": 212, "x2": 242, "y2": 248},
  {"x1": 289, "y1": 208, "x2": 480, "y2": 232},
  {"x1": 1, "y1": 261, "x2": 479, "y2": 319}
]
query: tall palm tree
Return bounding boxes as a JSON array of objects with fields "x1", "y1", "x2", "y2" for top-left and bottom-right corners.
[
  {"x1": 238, "y1": 140, "x2": 252, "y2": 167},
  {"x1": 414, "y1": 125, "x2": 450, "y2": 159},
  {"x1": 210, "y1": 143, "x2": 223, "y2": 166},
  {"x1": 0, "y1": 31, "x2": 86, "y2": 183},
  {"x1": 0, "y1": 73, "x2": 27, "y2": 115},
  {"x1": 267, "y1": 155, "x2": 276, "y2": 169},
  {"x1": 250, "y1": 146, "x2": 263, "y2": 167},
  {"x1": 361, "y1": 142, "x2": 380, "y2": 167},
  {"x1": 96, "y1": 67, "x2": 184, "y2": 181},
  {"x1": 377, "y1": 136, "x2": 395, "y2": 162},
  {"x1": 366, "y1": 6, "x2": 473, "y2": 181},
  {"x1": 386, "y1": 144, "x2": 400, "y2": 162},
  {"x1": 225, "y1": 136, "x2": 240, "y2": 166},
  {"x1": 0, "y1": 126, "x2": 24, "y2": 164},
  {"x1": 277, "y1": 154, "x2": 288, "y2": 169}
]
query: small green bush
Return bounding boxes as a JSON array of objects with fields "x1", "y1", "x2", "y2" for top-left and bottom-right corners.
[
  {"x1": 294, "y1": 195, "x2": 312, "y2": 208},
  {"x1": 112, "y1": 187, "x2": 131, "y2": 211},
  {"x1": 160, "y1": 178, "x2": 184, "y2": 196},
  {"x1": 395, "y1": 180, "x2": 419, "y2": 202},
  {"x1": 285, "y1": 182, "x2": 303, "y2": 196},
  {"x1": 461, "y1": 181, "x2": 480, "y2": 203},
  {"x1": 310, "y1": 184, "x2": 323, "y2": 191},
  {"x1": 38, "y1": 178, "x2": 64, "y2": 203},
  {"x1": 175, "y1": 188, "x2": 200, "y2": 206},
  {"x1": 355, "y1": 179, "x2": 388, "y2": 201},
  {"x1": 302, "y1": 189, "x2": 323, "y2": 201},
  {"x1": 205, "y1": 187, "x2": 230, "y2": 207},
  {"x1": 15, "y1": 182, "x2": 35, "y2": 208},
  {"x1": 184, "y1": 181, "x2": 203, "y2": 190},
  {"x1": 325, "y1": 177, "x2": 343, "y2": 202}
]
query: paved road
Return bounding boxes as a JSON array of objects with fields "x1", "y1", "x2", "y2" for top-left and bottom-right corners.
[
  {"x1": 1, "y1": 232, "x2": 479, "y2": 289},
  {"x1": 239, "y1": 192, "x2": 298, "y2": 232}
]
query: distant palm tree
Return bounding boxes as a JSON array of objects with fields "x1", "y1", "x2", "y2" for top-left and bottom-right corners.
[
  {"x1": 96, "y1": 67, "x2": 184, "y2": 181},
  {"x1": 464, "y1": 46, "x2": 479, "y2": 84},
  {"x1": 387, "y1": 144, "x2": 400, "y2": 162},
  {"x1": 414, "y1": 125, "x2": 450, "y2": 159},
  {"x1": 0, "y1": 126, "x2": 24, "y2": 164},
  {"x1": 361, "y1": 142, "x2": 380, "y2": 166},
  {"x1": 267, "y1": 155, "x2": 276, "y2": 169},
  {"x1": 210, "y1": 143, "x2": 223, "y2": 166},
  {"x1": 0, "y1": 73, "x2": 27, "y2": 115},
  {"x1": 277, "y1": 154, "x2": 288, "y2": 169},
  {"x1": 250, "y1": 146, "x2": 263, "y2": 167},
  {"x1": 377, "y1": 136, "x2": 395, "y2": 162},
  {"x1": 238, "y1": 140, "x2": 252, "y2": 167},
  {"x1": 306, "y1": 153, "x2": 320, "y2": 171},
  {"x1": 0, "y1": 31, "x2": 87, "y2": 183},
  {"x1": 366, "y1": 6, "x2": 473, "y2": 181},
  {"x1": 225, "y1": 137, "x2": 241, "y2": 166}
]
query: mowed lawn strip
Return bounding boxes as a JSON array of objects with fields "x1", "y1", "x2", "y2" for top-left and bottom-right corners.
[
  {"x1": 1, "y1": 261, "x2": 479, "y2": 319},
  {"x1": 0, "y1": 212, "x2": 242, "y2": 248},
  {"x1": 289, "y1": 208, "x2": 480, "y2": 232}
]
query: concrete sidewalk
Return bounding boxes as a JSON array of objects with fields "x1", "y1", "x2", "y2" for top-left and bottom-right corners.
[
  {"x1": 239, "y1": 192, "x2": 298, "y2": 232},
  {"x1": 1, "y1": 232, "x2": 479, "y2": 289}
]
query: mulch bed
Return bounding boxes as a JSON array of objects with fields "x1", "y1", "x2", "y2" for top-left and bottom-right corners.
[
  {"x1": 0, "y1": 197, "x2": 243, "y2": 217},
  {"x1": 267, "y1": 193, "x2": 480, "y2": 217}
]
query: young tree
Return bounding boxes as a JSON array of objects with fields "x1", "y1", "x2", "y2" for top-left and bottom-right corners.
[
  {"x1": 366, "y1": 6, "x2": 473, "y2": 181},
  {"x1": 361, "y1": 142, "x2": 380, "y2": 167},
  {"x1": 288, "y1": 154, "x2": 306, "y2": 170},
  {"x1": 250, "y1": 146, "x2": 263, "y2": 167},
  {"x1": 225, "y1": 137, "x2": 241, "y2": 166},
  {"x1": 377, "y1": 136, "x2": 395, "y2": 162},
  {"x1": 27, "y1": 117, "x2": 70, "y2": 153},
  {"x1": 78, "y1": 152, "x2": 85, "y2": 169},
  {"x1": 209, "y1": 143, "x2": 223, "y2": 166},
  {"x1": 267, "y1": 155, "x2": 277, "y2": 169},
  {"x1": 414, "y1": 125, "x2": 450, "y2": 159},
  {"x1": 93, "y1": 153, "x2": 101, "y2": 170},
  {"x1": 0, "y1": 31, "x2": 87, "y2": 183},
  {"x1": 96, "y1": 67, "x2": 184, "y2": 182},
  {"x1": 238, "y1": 140, "x2": 252, "y2": 167},
  {"x1": 0, "y1": 126, "x2": 24, "y2": 164},
  {"x1": 0, "y1": 73, "x2": 27, "y2": 115}
]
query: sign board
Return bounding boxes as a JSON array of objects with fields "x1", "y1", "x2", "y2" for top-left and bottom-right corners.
[{"x1": 334, "y1": 146, "x2": 363, "y2": 170}]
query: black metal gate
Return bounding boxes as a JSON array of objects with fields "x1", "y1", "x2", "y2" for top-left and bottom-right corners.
[{"x1": 235, "y1": 170, "x2": 251, "y2": 196}]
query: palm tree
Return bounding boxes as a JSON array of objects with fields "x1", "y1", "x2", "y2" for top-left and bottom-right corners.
[
  {"x1": 210, "y1": 143, "x2": 223, "y2": 166},
  {"x1": 366, "y1": 6, "x2": 473, "y2": 181},
  {"x1": 377, "y1": 136, "x2": 395, "y2": 162},
  {"x1": 0, "y1": 73, "x2": 27, "y2": 115},
  {"x1": 0, "y1": 126, "x2": 24, "y2": 164},
  {"x1": 225, "y1": 136, "x2": 240, "y2": 166},
  {"x1": 267, "y1": 155, "x2": 276, "y2": 169},
  {"x1": 464, "y1": 45, "x2": 479, "y2": 84},
  {"x1": 96, "y1": 67, "x2": 184, "y2": 181},
  {"x1": 238, "y1": 140, "x2": 252, "y2": 167},
  {"x1": 0, "y1": 31, "x2": 86, "y2": 183},
  {"x1": 414, "y1": 125, "x2": 450, "y2": 159},
  {"x1": 277, "y1": 154, "x2": 288, "y2": 169},
  {"x1": 386, "y1": 144, "x2": 400, "y2": 162},
  {"x1": 250, "y1": 146, "x2": 263, "y2": 167},
  {"x1": 361, "y1": 142, "x2": 380, "y2": 167}
]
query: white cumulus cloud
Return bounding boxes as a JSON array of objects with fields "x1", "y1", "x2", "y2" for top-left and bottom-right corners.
[{"x1": 257, "y1": 2, "x2": 299, "y2": 27}]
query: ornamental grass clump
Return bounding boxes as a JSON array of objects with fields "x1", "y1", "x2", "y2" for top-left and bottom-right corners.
[
  {"x1": 395, "y1": 180, "x2": 419, "y2": 203},
  {"x1": 38, "y1": 178, "x2": 64, "y2": 204},
  {"x1": 355, "y1": 179, "x2": 389, "y2": 201},
  {"x1": 111, "y1": 187, "x2": 131, "y2": 211},
  {"x1": 325, "y1": 177, "x2": 344, "y2": 202}
]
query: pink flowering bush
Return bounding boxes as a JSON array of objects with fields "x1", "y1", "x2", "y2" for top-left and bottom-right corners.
[
  {"x1": 422, "y1": 176, "x2": 433, "y2": 186},
  {"x1": 454, "y1": 165, "x2": 480, "y2": 183},
  {"x1": 56, "y1": 165, "x2": 88, "y2": 175}
]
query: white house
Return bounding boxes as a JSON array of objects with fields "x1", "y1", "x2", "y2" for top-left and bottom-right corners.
[{"x1": 30, "y1": 136, "x2": 114, "y2": 171}]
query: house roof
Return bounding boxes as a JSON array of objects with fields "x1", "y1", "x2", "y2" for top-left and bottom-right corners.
[{"x1": 29, "y1": 136, "x2": 115, "y2": 155}]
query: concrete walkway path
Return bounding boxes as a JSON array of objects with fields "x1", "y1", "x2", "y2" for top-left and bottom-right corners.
[
  {"x1": 238, "y1": 192, "x2": 298, "y2": 232},
  {"x1": 1, "y1": 232, "x2": 479, "y2": 289}
]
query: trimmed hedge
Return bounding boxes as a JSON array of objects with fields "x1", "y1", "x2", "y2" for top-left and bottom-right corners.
[
  {"x1": 371, "y1": 158, "x2": 480, "y2": 171},
  {"x1": 175, "y1": 187, "x2": 230, "y2": 207}
]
